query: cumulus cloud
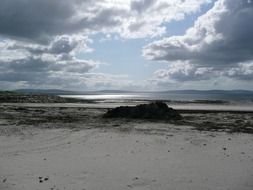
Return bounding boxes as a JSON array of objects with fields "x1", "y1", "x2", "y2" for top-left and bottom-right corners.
[
  {"x1": 5, "y1": 35, "x2": 92, "y2": 56},
  {"x1": 0, "y1": 0, "x2": 210, "y2": 41},
  {"x1": 0, "y1": 71, "x2": 136, "y2": 91},
  {"x1": 224, "y1": 62, "x2": 253, "y2": 80},
  {"x1": 0, "y1": 36, "x2": 140, "y2": 90},
  {"x1": 150, "y1": 61, "x2": 253, "y2": 88},
  {"x1": 123, "y1": 0, "x2": 211, "y2": 38},
  {"x1": 143, "y1": 0, "x2": 253, "y2": 65},
  {"x1": 0, "y1": 0, "x2": 211, "y2": 90},
  {"x1": 0, "y1": 36, "x2": 100, "y2": 89},
  {"x1": 48, "y1": 35, "x2": 93, "y2": 55},
  {"x1": 143, "y1": 0, "x2": 253, "y2": 83},
  {"x1": 0, "y1": 0, "x2": 122, "y2": 42},
  {"x1": 153, "y1": 61, "x2": 216, "y2": 82},
  {"x1": 0, "y1": 56, "x2": 100, "y2": 81}
]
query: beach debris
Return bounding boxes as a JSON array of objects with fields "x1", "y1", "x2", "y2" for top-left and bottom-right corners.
[
  {"x1": 103, "y1": 101, "x2": 182, "y2": 120},
  {"x1": 38, "y1": 176, "x2": 49, "y2": 183}
]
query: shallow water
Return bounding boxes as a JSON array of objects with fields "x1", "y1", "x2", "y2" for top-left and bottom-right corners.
[{"x1": 60, "y1": 92, "x2": 253, "y2": 103}]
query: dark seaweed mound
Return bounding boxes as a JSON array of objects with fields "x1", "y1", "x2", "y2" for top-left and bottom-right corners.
[{"x1": 104, "y1": 101, "x2": 182, "y2": 120}]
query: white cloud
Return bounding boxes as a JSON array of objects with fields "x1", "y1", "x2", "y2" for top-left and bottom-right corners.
[
  {"x1": 152, "y1": 61, "x2": 217, "y2": 82},
  {"x1": 4, "y1": 0, "x2": 253, "y2": 90},
  {"x1": 0, "y1": 0, "x2": 212, "y2": 90},
  {"x1": 144, "y1": 0, "x2": 253, "y2": 83},
  {"x1": 0, "y1": 0, "x2": 211, "y2": 41},
  {"x1": 224, "y1": 62, "x2": 253, "y2": 80}
]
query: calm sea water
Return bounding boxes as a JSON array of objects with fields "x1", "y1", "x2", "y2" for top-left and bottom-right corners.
[{"x1": 61, "y1": 92, "x2": 253, "y2": 103}]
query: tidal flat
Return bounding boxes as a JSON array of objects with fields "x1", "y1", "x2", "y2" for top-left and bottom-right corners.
[{"x1": 0, "y1": 95, "x2": 253, "y2": 190}]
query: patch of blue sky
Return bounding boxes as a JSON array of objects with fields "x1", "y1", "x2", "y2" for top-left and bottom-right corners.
[{"x1": 77, "y1": 1, "x2": 215, "y2": 81}]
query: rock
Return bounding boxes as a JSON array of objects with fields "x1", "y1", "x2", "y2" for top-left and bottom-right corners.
[{"x1": 103, "y1": 101, "x2": 182, "y2": 120}]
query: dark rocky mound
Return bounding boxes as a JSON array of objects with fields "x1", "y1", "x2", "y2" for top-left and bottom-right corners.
[{"x1": 104, "y1": 101, "x2": 182, "y2": 120}]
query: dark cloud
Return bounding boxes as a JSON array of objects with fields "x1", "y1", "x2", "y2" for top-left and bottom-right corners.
[
  {"x1": 131, "y1": 0, "x2": 156, "y2": 13},
  {"x1": 49, "y1": 37, "x2": 79, "y2": 55},
  {"x1": 224, "y1": 62, "x2": 253, "y2": 80},
  {"x1": 0, "y1": 0, "x2": 210, "y2": 41},
  {"x1": 0, "y1": 0, "x2": 217, "y2": 89},
  {"x1": 48, "y1": 35, "x2": 92, "y2": 54},
  {"x1": 144, "y1": 0, "x2": 253, "y2": 66},
  {"x1": 143, "y1": 0, "x2": 253, "y2": 82},
  {"x1": 0, "y1": 0, "x2": 128, "y2": 43},
  {"x1": 0, "y1": 0, "x2": 76, "y2": 42},
  {"x1": 0, "y1": 55, "x2": 100, "y2": 89}
]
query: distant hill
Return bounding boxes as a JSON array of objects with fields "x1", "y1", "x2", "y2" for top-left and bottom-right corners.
[
  {"x1": 13, "y1": 89, "x2": 253, "y2": 95},
  {"x1": 96, "y1": 90, "x2": 135, "y2": 94},
  {"x1": 161, "y1": 90, "x2": 253, "y2": 95},
  {"x1": 14, "y1": 89, "x2": 79, "y2": 95},
  {"x1": 14, "y1": 89, "x2": 135, "y2": 95}
]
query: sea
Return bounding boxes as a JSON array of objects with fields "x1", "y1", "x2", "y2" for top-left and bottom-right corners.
[{"x1": 60, "y1": 91, "x2": 253, "y2": 104}]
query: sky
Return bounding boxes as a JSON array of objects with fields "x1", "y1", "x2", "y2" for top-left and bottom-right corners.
[{"x1": 0, "y1": 0, "x2": 253, "y2": 91}]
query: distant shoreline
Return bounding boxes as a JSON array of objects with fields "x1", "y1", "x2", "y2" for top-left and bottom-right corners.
[
  {"x1": 1, "y1": 93, "x2": 253, "y2": 113},
  {"x1": 2, "y1": 89, "x2": 253, "y2": 102}
]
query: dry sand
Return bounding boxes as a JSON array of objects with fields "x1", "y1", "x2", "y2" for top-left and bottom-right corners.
[{"x1": 0, "y1": 103, "x2": 253, "y2": 190}]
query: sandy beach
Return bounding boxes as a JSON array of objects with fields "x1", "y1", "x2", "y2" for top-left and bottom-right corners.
[
  {"x1": 1, "y1": 0, "x2": 253, "y2": 189},
  {"x1": 0, "y1": 99, "x2": 253, "y2": 190}
]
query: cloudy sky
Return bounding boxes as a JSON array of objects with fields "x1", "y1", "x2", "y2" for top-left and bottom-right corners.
[{"x1": 0, "y1": 0, "x2": 253, "y2": 91}]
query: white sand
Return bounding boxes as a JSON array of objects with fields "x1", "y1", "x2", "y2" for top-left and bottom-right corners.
[{"x1": 1, "y1": 126, "x2": 253, "y2": 190}]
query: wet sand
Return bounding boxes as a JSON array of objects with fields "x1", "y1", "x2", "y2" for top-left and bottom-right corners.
[{"x1": 0, "y1": 102, "x2": 253, "y2": 190}]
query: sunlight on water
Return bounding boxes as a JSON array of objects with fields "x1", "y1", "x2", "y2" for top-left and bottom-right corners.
[
  {"x1": 60, "y1": 92, "x2": 253, "y2": 103},
  {"x1": 61, "y1": 94, "x2": 141, "y2": 100}
]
